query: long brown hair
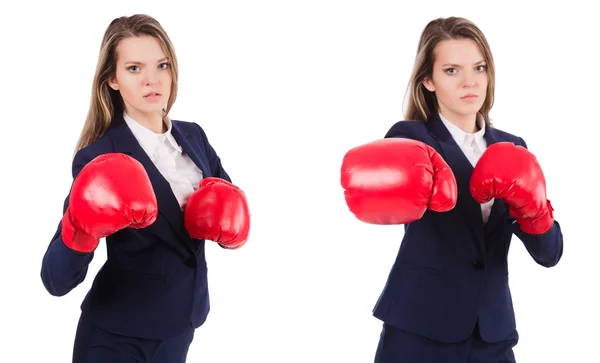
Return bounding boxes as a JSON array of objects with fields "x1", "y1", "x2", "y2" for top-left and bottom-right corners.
[
  {"x1": 404, "y1": 17, "x2": 496, "y2": 125},
  {"x1": 74, "y1": 14, "x2": 179, "y2": 154}
]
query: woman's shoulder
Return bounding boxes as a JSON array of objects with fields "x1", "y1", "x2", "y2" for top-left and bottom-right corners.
[
  {"x1": 71, "y1": 128, "x2": 117, "y2": 175},
  {"x1": 384, "y1": 120, "x2": 429, "y2": 140},
  {"x1": 488, "y1": 125, "x2": 526, "y2": 147},
  {"x1": 172, "y1": 119, "x2": 205, "y2": 134},
  {"x1": 77, "y1": 130, "x2": 114, "y2": 156}
]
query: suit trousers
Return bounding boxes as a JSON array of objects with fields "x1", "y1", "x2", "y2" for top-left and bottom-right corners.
[
  {"x1": 72, "y1": 312, "x2": 195, "y2": 363},
  {"x1": 374, "y1": 320, "x2": 518, "y2": 363}
]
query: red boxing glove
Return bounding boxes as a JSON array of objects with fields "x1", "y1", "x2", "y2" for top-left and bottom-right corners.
[
  {"x1": 184, "y1": 178, "x2": 250, "y2": 249},
  {"x1": 341, "y1": 138, "x2": 458, "y2": 224},
  {"x1": 62, "y1": 153, "x2": 158, "y2": 253},
  {"x1": 470, "y1": 142, "x2": 554, "y2": 234}
]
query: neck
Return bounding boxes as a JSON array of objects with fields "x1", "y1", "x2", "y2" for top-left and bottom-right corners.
[
  {"x1": 440, "y1": 111, "x2": 479, "y2": 133},
  {"x1": 126, "y1": 110, "x2": 166, "y2": 134}
]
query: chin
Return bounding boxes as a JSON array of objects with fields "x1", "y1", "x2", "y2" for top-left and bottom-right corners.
[
  {"x1": 138, "y1": 107, "x2": 165, "y2": 115},
  {"x1": 459, "y1": 106, "x2": 482, "y2": 116}
]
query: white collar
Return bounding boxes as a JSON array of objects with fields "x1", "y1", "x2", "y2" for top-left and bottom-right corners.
[
  {"x1": 123, "y1": 112, "x2": 182, "y2": 154},
  {"x1": 439, "y1": 113, "x2": 487, "y2": 151}
]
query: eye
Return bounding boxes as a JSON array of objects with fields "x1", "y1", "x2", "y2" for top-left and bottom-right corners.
[
  {"x1": 159, "y1": 62, "x2": 170, "y2": 70},
  {"x1": 127, "y1": 65, "x2": 140, "y2": 72},
  {"x1": 476, "y1": 65, "x2": 487, "y2": 72},
  {"x1": 444, "y1": 68, "x2": 457, "y2": 75}
]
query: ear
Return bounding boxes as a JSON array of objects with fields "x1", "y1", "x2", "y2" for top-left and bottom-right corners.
[
  {"x1": 422, "y1": 78, "x2": 435, "y2": 92},
  {"x1": 108, "y1": 76, "x2": 119, "y2": 91}
]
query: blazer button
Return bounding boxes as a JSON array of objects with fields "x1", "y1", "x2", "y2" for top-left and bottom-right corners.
[
  {"x1": 472, "y1": 260, "x2": 485, "y2": 270},
  {"x1": 185, "y1": 257, "x2": 197, "y2": 268}
]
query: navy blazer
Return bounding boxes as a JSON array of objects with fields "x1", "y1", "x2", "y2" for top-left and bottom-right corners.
[
  {"x1": 372, "y1": 114, "x2": 563, "y2": 343},
  {"x1": 41, "y1": 114, "x2": 231, "y2": 339}
]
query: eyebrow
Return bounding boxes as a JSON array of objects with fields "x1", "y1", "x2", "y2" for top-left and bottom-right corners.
[
  {"x1": 441, "y1": 60, "x2": 486, "y2": 67},
  {"x1": 124, "y1": 57, "x2": 168, "y2": 65}
]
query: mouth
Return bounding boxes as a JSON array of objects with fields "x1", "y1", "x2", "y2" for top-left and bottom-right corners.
[
  {"x1": 461, "y1": 94, "x2": 478, "y2": 100},
  {"x1": 144, "y1": 92, "x2": 162, "y2": 98}
]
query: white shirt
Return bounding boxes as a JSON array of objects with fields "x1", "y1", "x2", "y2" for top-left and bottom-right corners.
[
  {"x1": 439, "y1": 113, "x2": 494, "y2": 224},
  {"x1": 123, "y1": 112, "x2": 204, "y2": 210}
]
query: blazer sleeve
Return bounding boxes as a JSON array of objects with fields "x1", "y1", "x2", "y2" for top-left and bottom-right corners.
[
  {"x1": 510, "y1": 137, "x2": 564, "y2": 268},
  {"x1": 195, "y1": 124, "x2": 231, "y2": 183},
  {"x1": 40, "y1": 148, "x2": 97, "y2": 296}
]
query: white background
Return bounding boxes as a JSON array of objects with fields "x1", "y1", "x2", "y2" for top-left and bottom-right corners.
[{"x1": 0, "y1": 0, "x2": 597, "y2": 362}]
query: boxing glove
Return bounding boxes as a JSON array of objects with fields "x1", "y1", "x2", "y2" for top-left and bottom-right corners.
[
  {"x1": 61, "y1": 153, "x2": 158, "y2": 253},
  {"x1": 184, "y1": 178, "x2": 250, "y2": 249},
  {"x1": 470, "y1": 142, "x2": 554, "y2": 234},
  {"x1": 341, "y1": 138, "x2": 458, "y2": 224}
]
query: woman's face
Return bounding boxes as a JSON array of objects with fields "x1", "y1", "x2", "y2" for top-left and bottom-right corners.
[
  {"x1": 108, "y1": 35, "x2": 172, "y2": 122},
  {"x1": 423, "y1": 38, "x2": 488, "y2": 127}
]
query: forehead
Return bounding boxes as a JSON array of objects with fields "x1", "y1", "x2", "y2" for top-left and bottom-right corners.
[
  {"x1": 115, "y1": 35, "x2": 166, "y2": 63},
  {"x1": 433, "y1": 38, "x2": 484, "y2": 65}
]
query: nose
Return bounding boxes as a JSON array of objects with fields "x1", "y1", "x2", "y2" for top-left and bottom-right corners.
[
  {"x1": 462, "y1": 72, "x2": 477, "y2": 88},
  {"x1": 144, "y1": 69, "x2": 159, "y2": 85}
]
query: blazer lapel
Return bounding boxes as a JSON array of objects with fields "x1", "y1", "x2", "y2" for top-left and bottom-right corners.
[
  {"x1": 170, "y1": 121, "x2": 211, "y2": 178},
  {"x1": 426, "y1": 114, "x2": 486, "y2": 249},
  {"x1": 106, "y1": 116, "x2": 195, "y2": 253}
]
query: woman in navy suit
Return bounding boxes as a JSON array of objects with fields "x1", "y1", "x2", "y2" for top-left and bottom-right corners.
[
  {"x1": 41, "y1": 14, "x2": 250, "y2": 363},
  {"x1": 341, "y1": 16, "x2": 563, "y2": 362}
]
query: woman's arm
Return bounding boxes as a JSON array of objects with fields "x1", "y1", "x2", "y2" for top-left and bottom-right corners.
[{"x1": 40, "y1": 148, "x2": 96, "y2": 296}]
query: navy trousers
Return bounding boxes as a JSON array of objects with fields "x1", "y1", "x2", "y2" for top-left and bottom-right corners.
[
  {"x1": 72, "y1": 313, "x2": 195, "y2": 363},
  {"x1": 374, "y1": 321, "x2": 518, "y2": 363}
]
